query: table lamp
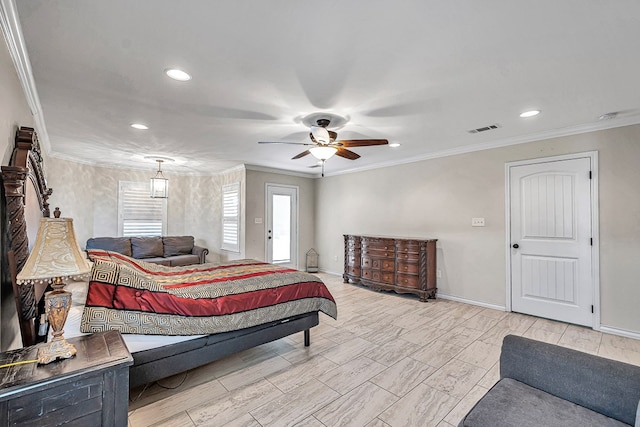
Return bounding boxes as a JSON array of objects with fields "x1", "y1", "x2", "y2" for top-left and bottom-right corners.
[{"x1": 16, "y1": 213, "x2": 91, "y2": 364}]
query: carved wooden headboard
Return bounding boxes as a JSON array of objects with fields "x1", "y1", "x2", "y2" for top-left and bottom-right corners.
[{"x1": 1, "y1": 126, "x2": 52, "y2": 348}]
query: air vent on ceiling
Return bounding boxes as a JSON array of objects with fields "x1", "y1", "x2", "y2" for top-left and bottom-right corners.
[{"x1": 467, "y1": 124, "x2": 501, "y2": 134}]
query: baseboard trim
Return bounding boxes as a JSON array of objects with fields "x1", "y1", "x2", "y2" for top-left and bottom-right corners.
[
  {"x1": 599, "y1": 325, "x2": 640, "y2": 340},
  {"x1": 436, "y1": 293, "x2": 507, "y2": 312},
  {"x1": 318, "y1": 269, "x2": 342, "y2": 277}
]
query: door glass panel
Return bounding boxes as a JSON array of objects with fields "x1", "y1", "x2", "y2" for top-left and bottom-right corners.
[{"x1": 272, "y1": 194, "x2": 291, "y2": 263}]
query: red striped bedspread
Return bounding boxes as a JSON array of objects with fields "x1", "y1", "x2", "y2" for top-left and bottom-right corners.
[{"x1": 81, "y1": 250, "x2": 337, "y2": 335}]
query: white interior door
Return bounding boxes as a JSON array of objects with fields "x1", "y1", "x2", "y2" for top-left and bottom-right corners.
[
  {"x1": 266, "y1": 184, "x2": 298, "y2": 269},
  {"x1": 509, "y1": 155, "x2": 595, "y2": 326}
]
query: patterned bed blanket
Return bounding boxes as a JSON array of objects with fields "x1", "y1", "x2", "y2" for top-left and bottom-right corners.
[{"x1": 81, "y1": 250, "x2": 337, "y2": 335}]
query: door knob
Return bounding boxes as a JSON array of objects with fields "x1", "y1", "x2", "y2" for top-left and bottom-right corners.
[{"x1": 512, "y1": 243, "x2": 519, "y2": 249}]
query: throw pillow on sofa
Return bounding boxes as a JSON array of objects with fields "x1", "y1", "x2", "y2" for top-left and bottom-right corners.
[
  {"x1": 163, "y1": 236, "x2": 194, "y2": 257},
  {"x1": 131, "y1": 237, "x2": 164, "y2": 259},
  {"x1": 86, "y1": 237, "x2": 132, "y2": 257}
]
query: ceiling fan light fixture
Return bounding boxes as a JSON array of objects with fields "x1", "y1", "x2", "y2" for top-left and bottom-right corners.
[
  {"x1": 310, "y1": 126, "x2": 331, "y2": 144},
  {"x1": 309, "y1": 146, "x2": 338, "y2": 160}
]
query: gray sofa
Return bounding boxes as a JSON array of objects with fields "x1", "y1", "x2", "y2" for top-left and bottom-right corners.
[
  {"x1": 459, "y1": 335, "x2": 640, "y2": 427},
  {"x1": 86, "y1": 236, "x2": 208, "y2": 266}
]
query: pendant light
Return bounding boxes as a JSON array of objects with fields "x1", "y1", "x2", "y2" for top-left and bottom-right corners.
[{"x1": 150, "y1": 159, "x2": 169, "y2": 198}]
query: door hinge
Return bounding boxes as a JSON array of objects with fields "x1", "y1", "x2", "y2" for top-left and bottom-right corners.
[
  {"x1": 591, "y1": 305, "x2": 594, "y2": 313},
  {"x1": 589, "y1": 171, "x2": 592, "y2": 179},
  {"x1": 590, "y1": 238, "x2": 593, "y2": 246}
]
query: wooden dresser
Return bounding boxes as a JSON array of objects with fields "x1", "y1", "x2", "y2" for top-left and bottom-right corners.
[
  {"x1": 0, "y1": 330, "x2": 132, "y2": 426},
  {"x1": 343, "y1": 235, "x2": 438, "y2": 301}
]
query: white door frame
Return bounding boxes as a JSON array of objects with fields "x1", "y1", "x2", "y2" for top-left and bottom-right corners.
[
  {"x1": 265, "y1": 183, "x2": 299, "y2": 269},
  {"x1": 505, "y1": 151, "x2": 600, "y2": 329}
]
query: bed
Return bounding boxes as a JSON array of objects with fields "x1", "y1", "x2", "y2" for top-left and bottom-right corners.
[{"x1": 1, "y1": 127, "x2": 337, "y2": 388}]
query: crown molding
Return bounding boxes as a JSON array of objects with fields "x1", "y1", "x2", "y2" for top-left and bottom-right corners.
[
  {"x1": 244, "y1": 164, "x2": 316, "y2": 179},
  {"x1": 323, "y1": 117, "x2": 640, "y2": 177},
  {"x1": 0, "y1": 0, "x2": 51, "y2": 154}
]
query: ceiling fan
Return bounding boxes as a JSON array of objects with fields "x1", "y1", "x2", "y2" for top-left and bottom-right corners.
[{"x1": 259, "y1": 118, "x2": 389, "y2": 175}]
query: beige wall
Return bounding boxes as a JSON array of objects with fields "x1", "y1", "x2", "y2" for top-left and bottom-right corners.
[
  {"x1": 245, "y1": 168, "x2": 316, "y2": 270},
  {"x1": 315, "y1": 125, "x2": 640, "y2": 334},
  {"x1": 1, "y1": 37, "x2": 35, "y2": 350}
]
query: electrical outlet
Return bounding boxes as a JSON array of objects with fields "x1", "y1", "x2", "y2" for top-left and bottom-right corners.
[
  {"x1": 333, "y1": 255, "x2": 338, "y2": 261},
  {"x1": 436, "y1": 269, "x2": 442, "y2": 278},
  {"x1": 471, "y1": 217, "x2": 485, "y2": 227}
]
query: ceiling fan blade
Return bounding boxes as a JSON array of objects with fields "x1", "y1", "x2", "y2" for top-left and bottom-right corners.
[
  {"x1": 292, "y1": 150, "x2": 311, "y2": 159},
  {"x1": 335, "y1": 148, "x2": 361, "y2": 160},
  {"x1": 336, "y1": 139, "x2": 389, "y2": 147},
  {"x1": 258, "y1": 141, "x2": 312, "y2": 146}
]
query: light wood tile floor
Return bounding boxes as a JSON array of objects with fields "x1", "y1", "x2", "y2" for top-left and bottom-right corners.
[{"x1": 128, "y1": 273, "x2": 640, "y2": 427}]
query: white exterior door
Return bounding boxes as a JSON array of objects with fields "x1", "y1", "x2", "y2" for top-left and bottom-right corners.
[
  {"x1": 509, "y1": 155, "x2": 595, "y2": 326},
  {"x1": 266, "y1": 184, "x2": 298, "y2": 269}
]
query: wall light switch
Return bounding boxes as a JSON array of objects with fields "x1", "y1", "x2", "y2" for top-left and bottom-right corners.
[
  {"x1": 254, "y1": 218, "x2": 263, "y2": 224},
  {"x1": 472, "y1": 217, "x2": 485, "y2": 227}
]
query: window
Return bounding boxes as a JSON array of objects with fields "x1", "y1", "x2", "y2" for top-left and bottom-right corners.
[
  {"x1": 118, "y1": 181, "x2": 167, "y2": 236},
  {"x1": 221, "y1": 182, "x2": 240, "y2": 252}
]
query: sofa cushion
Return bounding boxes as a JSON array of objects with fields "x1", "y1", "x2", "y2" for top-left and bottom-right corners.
[
  {"x1": 501, "y1": 335, "x2": 640, "y2": 425},
  {"x1": 163, "y1": 236, "x2": 194, "y2": 257},
  {"x1": 86, "y1": 237, "x2": 132, "y2": 257},
  {"x1": 459, "y1": 378, "x2": 629, "y2": 427},
  {"x1": 131, "y1": 237, "x2": 164, "y2": 259},
  {"x1": 168, "y1": 254, "x2": 200, "y2": 267},
  {"x1": 142, "y1": 257, "x2": 172, "y2": 266}
]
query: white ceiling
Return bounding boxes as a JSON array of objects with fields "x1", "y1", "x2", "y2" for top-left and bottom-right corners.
[{"x1": 10, "y1": 0, "x2": 640, "y2": 176}]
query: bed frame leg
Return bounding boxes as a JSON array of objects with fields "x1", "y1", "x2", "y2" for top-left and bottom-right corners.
[{"x1": 304, "y1": 329, "x2": 310, "y2": 347}]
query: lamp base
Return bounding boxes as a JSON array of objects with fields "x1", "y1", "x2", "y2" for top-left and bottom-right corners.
[{"x1": 37, "y1": 337, "x2": 77, "y2": 364}]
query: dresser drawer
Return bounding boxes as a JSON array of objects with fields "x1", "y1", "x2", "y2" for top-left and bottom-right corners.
[
  {"x1": 347, "y1": 254, "x2": 360, "y2": 266},
  {"x1": 346, "y1": 266, "x2": 361, "y2": 276},
  {"x1": 9, "y1": 376, "x2": 103, "y2": 425},
  {"x1": 396, "y1": 252, "x2": 419, "y2": 261},
  {"x1": 362, "y1": 256, "x2": 372, "y2": 268},
  {"x1": 362, "y1": 246, "x2": 393, "y2": 256},
  {"x1": 362, "y1": 238, "x2": 394, "y2": 250},
  {"x1": 367, "y1": 248, "x2": 394, "y2": 258},
  {"x1": 381, "y1": 271, "x2": 395, "y2": 284},
  {"x1": 396, "y1": 273, "x2": 419, "y2": 288},
  {"x1": 397, "y1": 262, "x2": 419, "y2": 275},
  {"x1": 396, "y1": 241, "x2": 421, "y2": 253},
  {"x1": 381, "y1": 259, "x2": 395, "y2": 271},
  {"x1": 362, "y1": 268, "x2": 373, "y2": 280}
]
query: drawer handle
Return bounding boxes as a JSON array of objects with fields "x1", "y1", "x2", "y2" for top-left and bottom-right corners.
[{"x1": 404, "y1": 266, "x2": 408, "y2": 270}]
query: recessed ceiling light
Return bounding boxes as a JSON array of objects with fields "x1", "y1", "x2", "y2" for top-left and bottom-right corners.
[
  {"x1": 519, "y1": 110, "x2": 540, "y2": 118},
  {"x1": 131, "y1": 123, "x2": 149, "y2": 130},
  {"x1": 389, "y1": 143, "x2": 401, "y2": 147},
  {"x1": 165, "y1": 68, "x2": 192, "y2": 81}
]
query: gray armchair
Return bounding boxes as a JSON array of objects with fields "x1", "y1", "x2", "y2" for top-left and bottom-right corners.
[{"x1": 459, "y1": 335, "x2": 640, "y2": 427}]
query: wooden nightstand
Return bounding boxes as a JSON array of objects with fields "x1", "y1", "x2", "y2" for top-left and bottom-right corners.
[{"x1": 0, "y1": 330, "x2": 132, "y2": 426}]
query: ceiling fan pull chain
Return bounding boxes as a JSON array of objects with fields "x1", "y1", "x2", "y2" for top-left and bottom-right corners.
[{"x1": 321, "y1": 160, "x2": 325, "y2": 177}]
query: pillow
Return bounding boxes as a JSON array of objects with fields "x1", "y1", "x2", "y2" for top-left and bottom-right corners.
[
  {"x1": 163, "y1": 236, "x2": 194, "y2": 256},
  {"x1": 86, "y1": 237, "x2": 132, "y2": 257},
  {"x1": 131, "y1": 237, "x2": 164, "y2": 259}
]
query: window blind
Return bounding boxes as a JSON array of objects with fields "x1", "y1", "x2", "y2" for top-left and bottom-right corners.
[
  {"x1": 118, "y1": 181, "x2": 167, "y2": 237},
  {"x1": 222, "y1": 182, "x2": 240, "y2": 252}
]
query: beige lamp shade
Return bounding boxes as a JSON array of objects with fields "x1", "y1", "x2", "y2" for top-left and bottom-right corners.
[{"x1": 17, "y1": 217, "x2": 91, "y2": 284}]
